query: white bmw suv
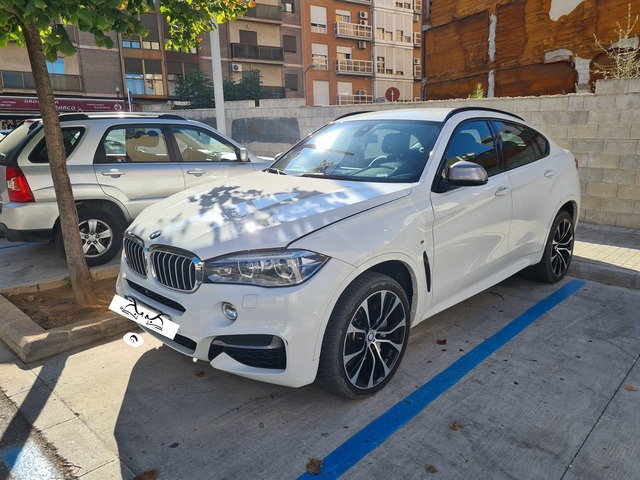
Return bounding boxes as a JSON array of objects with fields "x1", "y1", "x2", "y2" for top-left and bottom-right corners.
[{"x1": 114, "y1": 107, "x2": 580, "y2": 398}]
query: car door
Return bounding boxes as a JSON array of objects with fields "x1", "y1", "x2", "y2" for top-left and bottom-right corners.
[
  {"x1": 94, "y1": 125, "x2": 185, "y2": 219},
  {"x1": 430, "y1": 120, "x2": 513, "y2": 304},
  {"x1": 494, "y1": 120, "x2": 557, "y2": 259},
  {"x1": 169, "y1": 125, "x2": 255, "y2": 189}
]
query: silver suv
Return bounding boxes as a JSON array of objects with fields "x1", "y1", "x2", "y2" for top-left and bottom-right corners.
[{"x1": 0, "y1": 112, "x2": 271, "y2": 266}]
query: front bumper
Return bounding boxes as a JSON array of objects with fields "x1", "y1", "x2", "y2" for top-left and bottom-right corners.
[{"x1": 116, "y1": 255, "x2": 353, "y2": 388}]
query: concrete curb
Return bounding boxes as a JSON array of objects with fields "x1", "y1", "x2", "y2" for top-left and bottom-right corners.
[
  {"x1": 0, "y1": 266, "x2": 132, "y2": 363},
  {"x1": 569, "y1": 257, "x2": 640, "y2": 290}
]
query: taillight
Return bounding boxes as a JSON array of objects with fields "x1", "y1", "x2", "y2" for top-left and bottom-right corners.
[{"x1": 6, "y1": 166, "x2": 35, "y2": 203}]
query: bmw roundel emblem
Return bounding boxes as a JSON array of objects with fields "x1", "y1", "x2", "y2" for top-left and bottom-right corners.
[{"x1": 149, "y1": 230, "x2": 163, "y2": 240}]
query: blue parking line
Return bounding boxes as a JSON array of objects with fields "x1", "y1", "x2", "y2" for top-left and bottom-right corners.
[
  {"x1": 299, "y1": 279, "x2": 586, "y2": 479},
  {"x1": 0, "y1": 242, "x2": 38, "y2": 250}
]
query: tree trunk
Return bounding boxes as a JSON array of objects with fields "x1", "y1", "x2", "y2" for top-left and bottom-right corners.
[{"x1": 22, "y1": 22, "x2": 99, "y2": 306}]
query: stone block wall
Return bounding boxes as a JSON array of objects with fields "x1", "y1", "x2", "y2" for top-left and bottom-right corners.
[{"x1": 174, "y1": 78, "x2": 640, "y2": 229}]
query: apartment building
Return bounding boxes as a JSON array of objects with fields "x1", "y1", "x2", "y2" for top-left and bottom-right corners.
[
  {"x1": 217, "y1": 0, "x2": 304, "y2": 99},
  {"x1": 303, "y1": 0, "x2": 422, "y2": 106},
  {"x1": 0, "y1": 27, "x2": 125, "y2": 128},
  {"x1": 0, "y1": 1, "x2": 421, "y2": 122}
]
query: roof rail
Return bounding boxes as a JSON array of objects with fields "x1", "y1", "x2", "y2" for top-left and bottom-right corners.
[
  {"x1": 333, "y1": 111, "x2": 369, "y2": 121},
  {"x1": 444, "y1": 107, "x2": 524, "y2": 122},
  {"x1": 158, "y1": 113, "x2": 186, "y2": 120},
  {"x1": 58, "y1": 113, "x2": 90, "y2": 121}
]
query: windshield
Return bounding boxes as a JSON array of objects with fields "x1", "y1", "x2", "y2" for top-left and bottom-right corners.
[{"x1": 270, "y1": 120, "x2": 442, "y2": 183}]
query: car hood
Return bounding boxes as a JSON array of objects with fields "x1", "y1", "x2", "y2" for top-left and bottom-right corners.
[{"x1": 129, "y1": 172, "x2": 412, "y2": 258}]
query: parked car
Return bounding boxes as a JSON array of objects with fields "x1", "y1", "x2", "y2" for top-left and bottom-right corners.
[
  {"x1": 0, "y1": 112, "x2": 272, "y2": 265},
  {"x1": 113, "y1": 107, "x2": 580, "y2": 398}
]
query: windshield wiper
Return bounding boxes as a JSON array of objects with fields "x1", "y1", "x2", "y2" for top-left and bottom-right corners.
[
  {"x1": 299, "y1": 172, "x2": 352, "y2": 180},
  {"x1": 264, "y1": 167, "x2": 288, "y2": 175}
]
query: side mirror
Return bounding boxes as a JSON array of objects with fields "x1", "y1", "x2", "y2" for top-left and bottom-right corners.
[
  {"x1": 447, "y1": 160, "x2": 488, "y2": 186},
  {"x1": 239, "y1": 147, "x2": 249, "y2": 162}
]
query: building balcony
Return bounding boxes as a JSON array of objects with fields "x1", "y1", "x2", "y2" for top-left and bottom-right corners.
[
  {"x1": 231, "y1": 43, "x2": 284, "y2": 63},
  {"x1": 413, "y1": 32, "x2": 421, "y2": 46},
  {"x1": 0, "y1": 70, "x2": 82, "y2": 92},
  {"x1": 244, "y1": 3, "x2": 282, "y2": 22},
  {"x1": 394, "y1": 1, "x2": 413, "y2": 10},
  {"x1": 336, "y1": 93, "x2": 374, "y2": 105},
  {"x1": 334, "y1": 21, "x2": 372, "y2": 41},
  {"x1": 335, "y1": 59, "x2": 373, "y2": 76},
  {"x1": 261, "y1": 86, "x2": 286, "y2": 99},
  {"x1": 375, "y1": 30, "x2": 414, "y2": 45},
  {"x1": 413, "y1": 63, "x2": 421, "y2": 79}
]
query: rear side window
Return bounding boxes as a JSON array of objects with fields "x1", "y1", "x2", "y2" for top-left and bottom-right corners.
[
  {"x1": 443, "y1": 120, "x2": 499, "y2": 176},
  {"x1": 0, "y1": 123, "x2": 34, "y2": 165},
  {"x1": 95, "y1": 126, "x2": 169, "y2": 164},
  {"x1": 28, "y1": 127, "x2": 85, "y2": 164},
  {"x1": 494, "y1": 121, "x2": 549, "y2": 170}
]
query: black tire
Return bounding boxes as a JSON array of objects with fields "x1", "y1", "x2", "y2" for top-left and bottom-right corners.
[
  {"x1": 55, "y1": 208, "x2": 124, "y2": 267},
  {"x1": 526, "y1": 210, "x2": 574, "y2": 283},
  {"x1": 316, "y1": 272, "x2": 410, "y2": 399}
]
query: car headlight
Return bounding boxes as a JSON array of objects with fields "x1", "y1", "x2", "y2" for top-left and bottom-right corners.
[{"x1": 202, "y1": 250, "x2": 329, "y2": 287}]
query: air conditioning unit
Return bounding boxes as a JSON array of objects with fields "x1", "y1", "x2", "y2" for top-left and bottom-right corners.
[
  {"x1": 358, "y1": 41, "x2": 367, "y2": 49},
  {"x1": 413, "y1": 58, "x2": 420, "y2": 65},
  {"x1": 359, "y1": 11, "x2": 368, "y2": 19},
  {"x1": 232, "y1": 63, "x2": 243, "y2": 72},
  {"x1": 357, "y1": 90, "x2": 367, "y2": 96},
  {"x1": 359, "y1": 19, "x2": 368, "y2": 26}
]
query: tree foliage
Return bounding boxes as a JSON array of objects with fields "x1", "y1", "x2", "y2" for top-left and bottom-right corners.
[
  {"x1": 174, "y1": 69, "x2": 215, "y2": 109},
  {"x1": 0, "y1": 0, "x2": 252, "y2": 306},
  {"x1": 0, "y1": 0, "x2": 251, "y2": 61},
  {"x1": 223, "y1": 69, "x2": 262, "y2": 105}
]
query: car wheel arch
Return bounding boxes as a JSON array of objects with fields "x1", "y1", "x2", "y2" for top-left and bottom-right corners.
[
  {"x1": 52, "y1": 199, "x2": 130, "y2": 238},
  {"x1": 312, "y1": 255, "x2": 420, "y2": 366}
]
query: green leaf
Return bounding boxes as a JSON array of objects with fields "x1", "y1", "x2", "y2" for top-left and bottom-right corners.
[
  {"x1": 24, "y1": 0, "x2": 36, "y2": 16},
  {"x1": 37, "y1": 16, "x2": 52, "y2": 30},
  {"x1": 57, "y1": 40, "x2": 77, "y2": 56}
]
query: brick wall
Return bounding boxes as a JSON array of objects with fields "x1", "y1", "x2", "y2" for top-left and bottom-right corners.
[{"x1": 175, "y1": 78, "x2": 640, "y2": 229}]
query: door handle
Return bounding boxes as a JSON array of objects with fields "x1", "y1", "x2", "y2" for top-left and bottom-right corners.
[
  {"x1": 187, "y1": 169, "x2": 205, "y2": 177},
  {"x1": 495, "y1": 186, "x2": 511, "y2": 196},
  {"x1": 101, "y1": 169, "x2": 124, "y2": 178},
  {"x1": 544, "y1": 169, "x2": 555, "y2": 178}
]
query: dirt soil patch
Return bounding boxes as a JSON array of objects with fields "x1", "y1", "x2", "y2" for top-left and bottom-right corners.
[{"x1": 3, "y1": 277, "x2": 118, "y2": 330}]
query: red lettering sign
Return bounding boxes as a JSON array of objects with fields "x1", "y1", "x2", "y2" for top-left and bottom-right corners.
[{"x1": 0, "y1": 95, "x2": 125, "y2": 112}]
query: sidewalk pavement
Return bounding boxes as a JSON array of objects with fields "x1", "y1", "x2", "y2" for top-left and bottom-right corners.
[{"x1": 571, "y1": 222, "x2": 640, "y2": 290}]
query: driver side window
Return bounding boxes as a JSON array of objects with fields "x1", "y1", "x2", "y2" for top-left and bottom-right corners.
[{"x1": 171, "y1": 126, "x2": 238, "y2": 162}]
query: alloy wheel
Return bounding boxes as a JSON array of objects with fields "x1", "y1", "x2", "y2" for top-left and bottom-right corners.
[
  {"x1": 342, "y1": 289, "x2": 408, "y2": 390},
  {"x1": 551, "y1": 218, "x2": 573, "y2": 278},
  {"x1": 79, "y1": 218, "x2": 114, "y2": 258}
]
